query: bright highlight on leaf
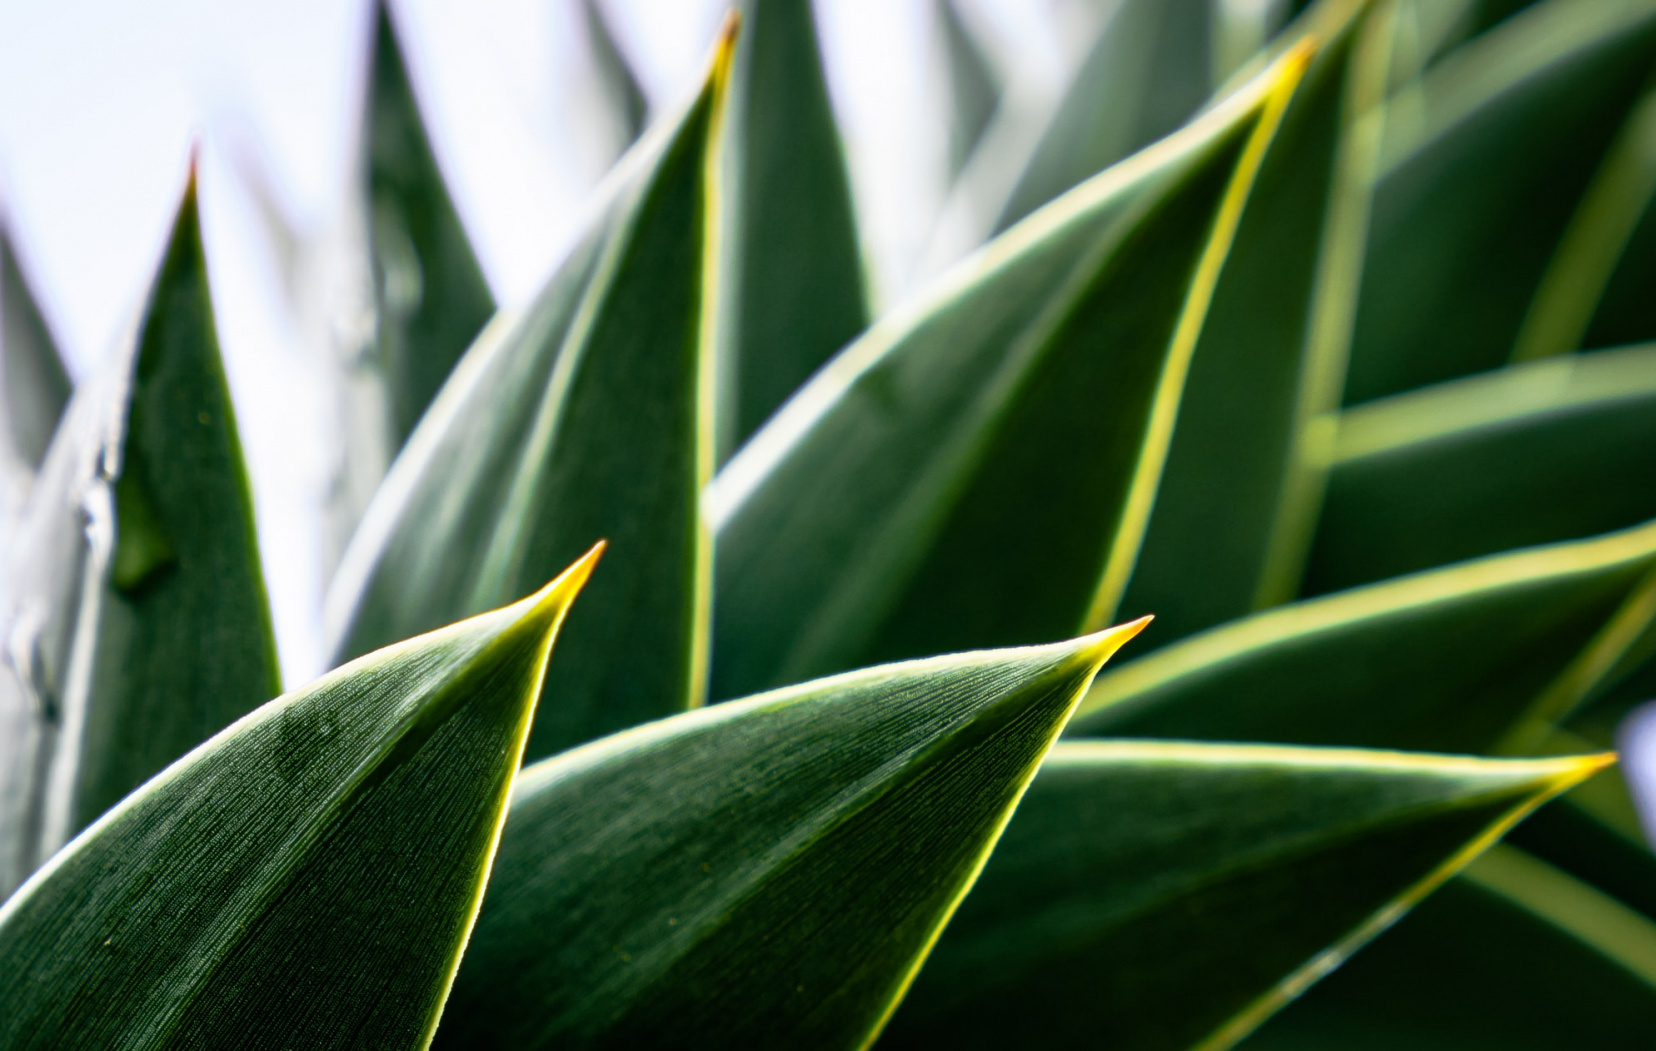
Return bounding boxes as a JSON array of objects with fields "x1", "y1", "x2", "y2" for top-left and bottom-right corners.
[
  {"x1": 434, "y1": 618, "x2": 1148, "y2": 1050},
  {"x1": 0, "y1": 544, "x2": 600, "y2": 1051},
  {"x1": 880, "y1": 741, "x2": 1610, "y2": 1050}
]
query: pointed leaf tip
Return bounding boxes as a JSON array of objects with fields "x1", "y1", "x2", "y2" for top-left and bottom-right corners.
[
  {"x1": 1078, "y1": 614, "x2": 1153, "y2": 675},
  {"x1": 518, "y1": 540, "x2": 605, "y2": 627}
]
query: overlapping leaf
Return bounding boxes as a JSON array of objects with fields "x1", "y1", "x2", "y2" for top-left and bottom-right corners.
[
  {"x1": 721, "y1": 0, "x2": 868, "y2": 454},
  {"x1": 1307, "y1": 342, "x2": 1656, "y2": 595},
  {"x1": 881, "y1": 741, "x2": 1608, "y2": 1050},
  {"x1": 435, "y1": 620, "x2": 1146, "y2": 1050},
  {"x1": 365, "y1": 2, "x2": 496, "y2": 445},
  {"x1": 1074, "y1": 517, "x2": 1656, "y2": 754},
  {"x1": 0, "y1": 182, "x2": 278, "y2": 898},
  {"x1": 328, "y1": 29, "x2": 732, "y2": 761},
  {"x1": 711, "y1": 51, "x2": 1303, "y2": 699},
  {"x1": 1343, "y1": 0, "x2": 1656, "y2": 404},
  {"x1": 1242, "y1": 845, "x2": 1656, "y2": 1049},
  {"x1": 0, "y1": 548, "x2": 596, "y2": 1051},
  {"x1": 937, "y1": 0, "x2": 1000, "y2": 178}
]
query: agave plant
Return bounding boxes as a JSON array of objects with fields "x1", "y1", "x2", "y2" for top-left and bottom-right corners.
[{"x1": 1, "y1": 0, "x2": 1654, "y2": 1046}]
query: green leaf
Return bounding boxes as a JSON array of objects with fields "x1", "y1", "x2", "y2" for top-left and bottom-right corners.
[
  {"x1": 367, "y1": 2, "x2": 496, "y2": 446},
  {"x1": 721, "y1": 0, "x2": 869, "y2": 454},
  {"x1": 0, "y1": 547, "x2": 597, "y2": 1051},
  {"x1": 1241, "y1": 845, "x2": 1656, "y2": 1049},
  {"x1": 880, "y1": 741, "x2": 1607, "y2": 1051},
  {"x1": 711, "y1": 53, "x2": 1303, "y2": 699},
  {"x1": 1342, "y1": 0, "x2": 1656, "y2": 404},
  {"x1": 434, "y1": 619, "x2": 1147, "y2": 1050},
  {"x1": 1118, "y1": 0, "x2": 1382, "y2": 648},
  {"x1": 936, "y1": 0, "x2": 1000, "y2": 177},
  {"x1": 995, "y1": 0, "x2": 1214, "y2": 233},
  {"x1": 1307, "y1": 342, "x2": 1656, "y2": 596},
  {"x1": 328, "y1": 30, "x2": 732, "y2": 762},
  {"x1": 1072, "y1": 517, "x2": 1656, "y2": 754},
  {"x1": 0, "y1": 180, "x2": 279, "y2": 898},
  {"x1": 579, "y1": 0, "x2": 647, "y2": 159},
  {"x1": 0, "y1": 222, "x2": 71, "y2": 473}
]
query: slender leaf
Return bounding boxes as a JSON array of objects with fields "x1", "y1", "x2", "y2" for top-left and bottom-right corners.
[
  {"x1": 881, "y1": 742, "x2": 1608, "y2": 1051},
  {"x1": 435, "y1": 619, "x2": 1147, "y2": 1050},
  {"x1": 995, "y1": 0, "x2": 1213, "y2": 232},
  {"x1": 0, "y1": 223, "x2": 70, "y2": 473},
  {"x1": 1119, "y1": 0, "x2": 1379, "y2": 649},
  {"x1": 0, "y1": 547, "x2": 597, "y2": 1051},
  {"x1": 937, "y1": 0, "x2": 1000, "y2": 177},
  {"x1": 1342, "y1": 0, "x2": 1656, "y2": 404},
  {"x1": 0, "y1": 181, "x2": 279, "y2": 897},
  {"x1": 329, "y1": 29, "x2": 732, "y2": 761},
  {"x1": 711, "y1": 53, "x2": 1304, "y2": 699},
  {"x1": 579, "y1": 0, "x2": 647, "y2": 158},
  {"x1": 366, "y1": 2, "x2": 496, "y2": 445},
  {"x1": 1241, "y1": 845, "x2": 1656, "y2": 1049},
  {"x1": 1073, "y1": 517, "x2": 1656, "y2": 754},
  {"x1": 721, "y1": 0, "x2": 869, "y2": 454},
  {"x1": 1307, "y1": 342, "x2": 1656, "y2": 596}
]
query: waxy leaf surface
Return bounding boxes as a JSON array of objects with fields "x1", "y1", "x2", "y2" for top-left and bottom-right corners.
[
  {"x1": 330, "y1": 35, "x2": 731, "y2": 761},
  {"x1": 436, "y1": 620, "x2": 1146, "y2": 1050},
  {"x1": 882, "y1": 742, "x2": 1607, "y2": 1051},
  {"x1": 0, "y1": 549, "x2": 594, "y2": 1051},
  {"x1": 0, "y1": 223, "x2": 70, "y2": 473},
  {"x1": 1308, "y1": 342, "x2": 1656, "y2": 595},
  {"x1": 0, "y1": 184, "x2": 278, "y2": 897},
  {"x1": 712, "y1": 54, "x2": 1301, "y2": 698}
]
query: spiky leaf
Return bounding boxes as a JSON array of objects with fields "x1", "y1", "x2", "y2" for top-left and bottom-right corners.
[
  {"x1": 881, "y1": 742, "x2": 1608, "y2": 1050},
  {"x1": 0, "y1": 183, "x2": 278, "y2": 897},
  {"x1": 434, "y1": 620, "x2": 1147, "y2": 1050},
  {"x1": 0, "y1": 548, "x2": 595, "y2": 1051},
  {"x1": 712, "y1": 53, "x2": 1303, "y2": 698},
  {"x1": 0, "y1": 223, "x2": 70, "y2": 473}
]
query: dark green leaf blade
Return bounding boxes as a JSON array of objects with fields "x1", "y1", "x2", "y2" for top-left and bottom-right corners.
[
  {"x1": 0, "y1": 547, "x2": 596, "y2": 1051},
  {"x1": 436, "y1": 619, "x2": 1148, "y2": 1050},
  {"x1": 329, "y1": 31, "x2": 732, "y2": 761},
  {"x1": 0, "y1": 222, "x2": 71, "y2": 472},
  {"x1": 1343, "y1": 0, "x2": 1656, "y2": 404},
  {"x1": 367, "y1": 2, "x2": 496, "y2": 445},
  {"x1": 881, "y1": 741, "x2": 1607, "y2": 1051},
  {"x1": 1119, "y1": 0, "x2": 1378, "y2": 648},
  {"x1": 1241, "y1": 845, "x2": 1656, "y2": 1050},
  {"x1": 722, "y1": 0, "x2": 869, "y2": 454},
  {"x1": 0, "y1": 179, "x2": 279, "y2": 897},
  {"x1": 711, "y1": 53, "x2": 1303, "y2": 699},
  {"x1": 1073, "y1": 518, "x2": 1656, "y2": 753},
  {"x1": 1307, "y1": 342, "x2": 1656, "y2": 596},
  {"x1": 995, "y1": 0, "x2": 1214, "y2": 233}
]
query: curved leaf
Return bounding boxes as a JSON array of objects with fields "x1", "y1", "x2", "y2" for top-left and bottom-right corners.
[
  {"x1": 1242, "y1": 845, "x2": 1656, "y2": 1049},
  {"x1": 937, "y1": 0, "x2": 1000, "y2": 177},
  {"x1": 1343, "y1": 0, "x2": 1656, "y2": 404},
  {"x1": 1307, "y1": 342, "x2": 1656, "y2": 595},
  {"x1": 329, "y1": 29, "x2": 733, "y2": 761},
  {"x1": 579, "y1": 0, "x2": 647, "y2": 160},
  {"x1": 0, "y1": 181, "x2": 278, "y2": 897},
  {"x1": 1120, "y1": 0, "x2": 1382, "y2": 647},
  {"x1": 722, "y1": 0, "x2": 869, "y2": 454},
  {"x1": 366, "y1": 2, "x2": 496, "y2": 445},
  {"x1": 1073, "y1": 517, "x2": 1656, "y2": 753},
  {"x1": 711, "y1": 52, "x2": 1304, "y2": 699},
  {"x1": 881, "y1": 742, "x2": 1608, "y2": 1051},
  {"x1": 0, "y1": 548, "x2": 594, "y2": 1050},
  {"x1": 435, "y1": 619, "x2": 1148, "y2": 1050},
  {"x1": 0, "y1": 222, "x2": 70, "y2": 474}
]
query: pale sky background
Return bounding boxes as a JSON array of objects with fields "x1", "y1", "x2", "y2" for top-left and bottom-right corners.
[{"x1": 2, "y1": 0, "x2": 1653, "y2": 813}]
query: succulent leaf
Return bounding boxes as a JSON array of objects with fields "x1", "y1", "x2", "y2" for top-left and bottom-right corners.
[
  {"x1": 881, "y1": 742, "x2": 1609, "y2": 1051},
  {"x1": 712, "y1": 50, "x2": 1305, "y2": 698},
  {"x1": 0, "y1": 548, "x2": 596, "y2": 1051},
  {"x1": 0, "y1": 223, "x2": 70, "y2": 474},
  {"x1": 329, "y1": 27, "x2": 733, "y2": 761},
  {"x1": 0, "y1": 180, "x2": 279, "y2": 897},
  {"x1": 434, "y1": 619, "x2": 1147, "y2": 1050}
]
